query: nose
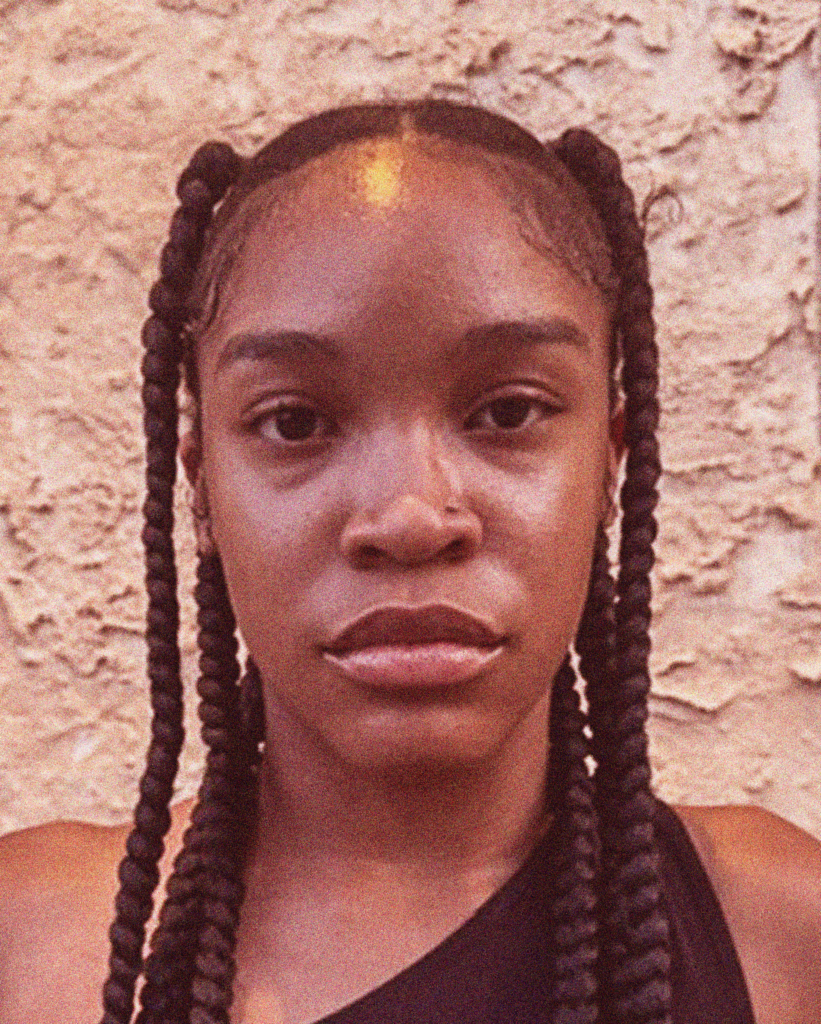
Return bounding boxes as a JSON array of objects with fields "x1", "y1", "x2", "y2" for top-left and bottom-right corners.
[{"x1": 340, "y1": 422, "x2": 482, "y2": 568}]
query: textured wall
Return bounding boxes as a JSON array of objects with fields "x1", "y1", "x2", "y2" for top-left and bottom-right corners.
[{"x1": 1, "y1": 0, "x2": 819, "y2": 837}]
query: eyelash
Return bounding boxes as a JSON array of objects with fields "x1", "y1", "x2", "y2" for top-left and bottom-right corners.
[
  {"x1": 249, "y1": 388, "x2": 563, "y2": 447},
  {"x1": 464, "y1": 391, "x2": 563, "y2": 434},
  {"x1": 251, "y1": 398, "x2": 335, "y2": 445}
]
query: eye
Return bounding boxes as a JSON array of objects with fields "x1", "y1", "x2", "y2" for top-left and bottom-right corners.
[
  {"x1": 466, "y1": 393, "x2": 559, "y2": 433},
  {"x1": 254, "y1": 399, "x2": 330, "y2": 444}
]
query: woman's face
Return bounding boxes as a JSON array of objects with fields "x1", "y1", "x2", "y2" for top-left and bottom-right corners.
[{"x1": 191, "y1": 138, "x2": 618, "y2": 775}]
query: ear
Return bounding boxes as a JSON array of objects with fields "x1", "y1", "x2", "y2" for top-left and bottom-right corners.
[
  {"x1": 603, "y1": 405, "x2": 625, "y2": 528},
  {"x1": 179, "y1": 427, "x2": 200, "y2": 487},
  {"x1": 180, "y1": 428, "x2": 217, "y2": 555}
]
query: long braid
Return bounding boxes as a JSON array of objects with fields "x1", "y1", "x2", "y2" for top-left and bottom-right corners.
[
  {"x1": 99, "y1": 291, "x2": 185, "y2": 1024},
  {"x1": 554, "y1": 130, "x2": 671, "y2": 1024},
  {"x1": 137, "y1": 552, "x2": 245, "y2": 1024},
  {"x1": 101, "y1": 141, "x2": 241, "y2": 1024},
  {"x1": 140, "y1": 563, "x2": 259, "y2": 1024},
  {"x1": 577, "y1": 528, "x2": 619, "y2": 773},
  {"x1": 187, "y1": 551, "x2": 253, "y2": 1024},
  {"x1": 547, "y1": 657, "x2": 599, "y2": 1024}
]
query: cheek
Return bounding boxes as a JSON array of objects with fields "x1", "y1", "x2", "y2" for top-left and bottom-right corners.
[
  {"x1": 202, "y1": 443, "x2": 340, "y2": 633},
  {"x1": 483, "y1": 429, "x2": 608, "y2": 542},
  {"x1": 484, "y1": 441, "x2": 607, "y2": 627}
]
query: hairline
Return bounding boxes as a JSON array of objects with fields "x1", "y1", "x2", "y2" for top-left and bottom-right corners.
[{"x1": 184, "y1": 110, "x2": 620, "y2": 400}]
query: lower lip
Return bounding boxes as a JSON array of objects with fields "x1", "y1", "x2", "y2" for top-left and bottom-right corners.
[{"x1": 323, "y1": 642, "x2": 504, "y2": 689}]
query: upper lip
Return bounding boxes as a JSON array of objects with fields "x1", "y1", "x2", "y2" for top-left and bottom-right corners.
[{"x1": 324, "y1": 604, "x2": 506, "y2": 654}]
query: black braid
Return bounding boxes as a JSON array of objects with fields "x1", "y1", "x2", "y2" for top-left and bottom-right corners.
[
  {"x1": 114, "y1": 101, "x2": 670, "y2": 1024},
  {"x1": 577, "y1": 527, "x2": 619, "y2": 774},
  {"x1": 137, "y1": 630, "x2": 262, "y2": 1022},
  {"x1": 555, "y1": 131, "x2": 671, "y2": 1024},
  {"x1": 101, "y1": 142, "x2": 241, "y2": 1024},
  {"x1": 99, "y1": 229, "x2": 189, "y2": 1024},
  {"x1": 547, "y1": 657, "x2": 599, "y2": 1024},
  {"x1": 137, "y1": 551, "x2": 247, "y2": 1024},
  {"x1": 187, "y1": 551, "x2": 250, "y2": 1024}
]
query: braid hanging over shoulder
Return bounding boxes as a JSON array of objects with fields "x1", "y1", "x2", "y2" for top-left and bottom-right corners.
[
  {"x1": 554, "y1": 130, "x2": 671, "y2": 1024},
  {"x1": 547, "y1": 656, "x2": 599, "y2": 1024},
  {"x1": 106, "y1": 100, "x2": 670, "y2": 1024},
  {"x1": 100, "y1": 141, "x2": 242, "y2": 1024}
]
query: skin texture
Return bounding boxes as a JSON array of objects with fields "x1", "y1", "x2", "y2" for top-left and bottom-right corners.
[
  {"x1": 1, "y1": 137, "x2": 820, "y2": 1023},
  {"x1": 194, "y1": 138, "x2": 617, "y2": 1020},
  {"x1": 196, "y1": 139, "x2": 616, "y2": 784}
]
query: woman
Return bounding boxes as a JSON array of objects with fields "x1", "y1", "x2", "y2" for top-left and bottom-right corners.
[{"x1": 0, "y1": 101, "x2": 819, "y2": 1024}]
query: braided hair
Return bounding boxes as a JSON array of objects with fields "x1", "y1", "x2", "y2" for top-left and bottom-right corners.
[{"x1": 100, "y1": 100, "x2": 669, "y2": 1024}]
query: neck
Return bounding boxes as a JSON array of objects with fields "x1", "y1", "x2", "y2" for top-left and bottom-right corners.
[{"x1": 251, "y1": 698, "x2": 552, "y2": 877}]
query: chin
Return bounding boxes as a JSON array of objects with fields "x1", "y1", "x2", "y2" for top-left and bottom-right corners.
[{"x1": 332, "y1": 706, "x2": 519, "y2": 778}]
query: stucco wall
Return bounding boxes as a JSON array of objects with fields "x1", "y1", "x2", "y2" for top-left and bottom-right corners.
[{"x1": 1, "y1": 0, "x2": 819, "y2": 837}]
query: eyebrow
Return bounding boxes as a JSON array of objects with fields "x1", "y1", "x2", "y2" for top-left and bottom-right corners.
[
  {"x1": 456, "y1": 317, "x2": 591, "y2": 357},
  {"x1": 215, "y1": 316, "x2": 591, "y2": 373},
  {"x1": 215, "y1": 330, "x2": 342, "y2": 373}
]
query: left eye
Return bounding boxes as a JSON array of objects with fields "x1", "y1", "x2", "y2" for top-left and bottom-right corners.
[
  {"x1": 466, "y1": 395, "x2": 554, "y2": 432},
  {"x1": 255, "y1": 400, "x2": 330, "y2": 443}
]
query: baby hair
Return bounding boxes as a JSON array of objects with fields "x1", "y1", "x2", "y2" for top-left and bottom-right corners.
[{"x1": 99, "y1": 100, "x2": 669, "y2": 1024}]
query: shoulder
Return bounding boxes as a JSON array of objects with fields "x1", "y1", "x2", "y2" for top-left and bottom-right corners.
[
  {"x1": 674, "y1": 804, "x2": 821, "y2": 1024},
  {"x1": 0, "y1": 801, "x2": 192, "y2": 1024},
  {"x1": 0, "y1": 815, "x2": 126, "y2": 884},
  {"x1": 0, "y1": 816, "x2": 127, "y2": 939},
  {"x1": 0, "y1": 818, "x2": 124, "y2": 1022}
]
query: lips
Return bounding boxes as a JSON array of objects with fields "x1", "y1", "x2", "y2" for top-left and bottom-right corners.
[{"x1": 322, "y1": 605, "x2": 506, "y2": 689}]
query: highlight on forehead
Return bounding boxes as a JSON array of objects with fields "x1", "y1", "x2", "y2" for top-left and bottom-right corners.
[
  {"x1": 357, "y1": 138, "x2": 406, "y2": 210},
  {"x1": 186, "y1": 120, "x2": 618, "y2": 352}
]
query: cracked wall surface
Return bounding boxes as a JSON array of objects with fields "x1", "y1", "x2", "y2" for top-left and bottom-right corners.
[{"x1": 1, "y1": 0, "x2": 819, "y2": 836}]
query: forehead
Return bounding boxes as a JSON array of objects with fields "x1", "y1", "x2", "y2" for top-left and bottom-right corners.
[
  {"x1": 207, "y1": 138, "x2": 599, "y2": 304},
  {"x1": 231, "y1": 142, "x2": 541, "y2": 276},
  {"x1": 193, "y1": 135, "x2": 613, "y2": 379},
  {"x1": 226, "y1": 135, "x2": 554, "y2": 259},
  {"x1": 286, "y1": 134, "x2": 506, "y2": 210}
]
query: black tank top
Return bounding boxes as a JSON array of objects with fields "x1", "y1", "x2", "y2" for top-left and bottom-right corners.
[{"x1": 317, "y1": 801, "x2": 755, "y2": 1024}]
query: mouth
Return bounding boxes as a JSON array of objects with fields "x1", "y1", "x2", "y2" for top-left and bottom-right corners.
[{"x1": 322, "y1": 605, "x2": 507, "y2": 690}]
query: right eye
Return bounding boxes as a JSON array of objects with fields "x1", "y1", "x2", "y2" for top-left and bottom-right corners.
[{"x1": 254, "y1": 399, "x2": 331, "y2": 444}]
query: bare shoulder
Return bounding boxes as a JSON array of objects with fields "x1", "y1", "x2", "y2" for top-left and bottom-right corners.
[
  {"x1": 0, "y1": 801, "x2": 192, "y2": 1024},
  {"x1": 0, "y1": 818, "x2": 124, "y2": 1023},
  {"x1": 0, "y1": 816, "x2": 128, "y2": 940},
  {"x1": 674, "y1": 804, "x2": 821, "y2": 1024},
  {"x1": 0, "y1": 815, "x2": 126, "y2": 887}
]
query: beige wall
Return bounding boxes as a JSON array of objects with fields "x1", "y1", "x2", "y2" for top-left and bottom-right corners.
[{"x1": 1, "y1": 0, "x2": 819, "y2": 837}]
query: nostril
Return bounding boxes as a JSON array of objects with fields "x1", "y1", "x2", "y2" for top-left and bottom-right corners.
[
  {"x1": 340, "y1": 493, "x2": 482, "y2": 568},
  {"x1": 353, "y1": 535, "x2": 472, "y2": 568},
  {"x1": 354, "y1": 544, "x2": 384, "y2": 570},
  {"x1": 443, "y1": 537, "x2": 470, "y2": 561}
]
